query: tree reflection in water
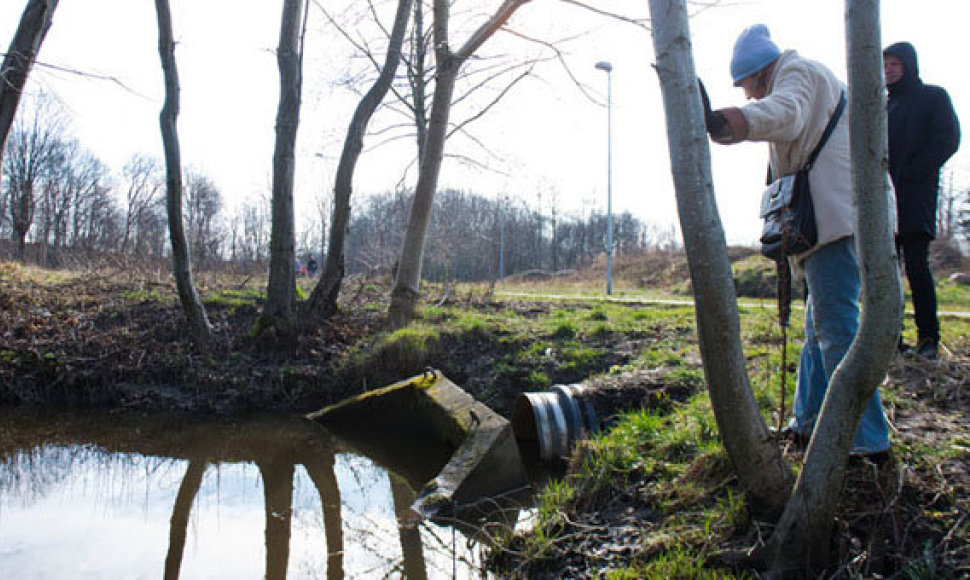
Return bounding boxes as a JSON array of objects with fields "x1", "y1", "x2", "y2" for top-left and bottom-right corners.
[
  {"x1": 0, "y1": 410, "x2": 508, "y2": 578},
  {"x1": 164, "y1": 459, "x2": 206, "y2": 580}
]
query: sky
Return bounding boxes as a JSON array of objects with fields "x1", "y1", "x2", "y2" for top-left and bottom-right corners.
[{"x1": 1, "y1": 0, "x2": 968, "y2": 246}]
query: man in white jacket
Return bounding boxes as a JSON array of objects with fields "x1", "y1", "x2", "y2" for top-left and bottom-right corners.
[{"x1": 708, "y1": 24, "x2": 890, "y2": 456}]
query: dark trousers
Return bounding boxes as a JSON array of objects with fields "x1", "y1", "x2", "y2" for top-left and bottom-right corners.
[{"x1": 897, "y1": 232, "x2": 939, "y2": 343}]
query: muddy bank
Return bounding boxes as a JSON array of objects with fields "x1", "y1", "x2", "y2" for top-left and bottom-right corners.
[{"x1": 0, "y1": 270, "x2": 662, "y2": 418}]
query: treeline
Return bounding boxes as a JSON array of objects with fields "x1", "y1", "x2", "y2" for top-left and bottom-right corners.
[
  {"x1": 1, "y1": 96, "x2": 681, "y2": 280},
  {"x1": 5, "y1": 95, "x2": 967, "y2": 282},
  {"x1": 347, "y1": 188, "x2": 679, "y2": 281},
  {"x1": 0, "y1": 94, "x2": 236, "y2": 271}
]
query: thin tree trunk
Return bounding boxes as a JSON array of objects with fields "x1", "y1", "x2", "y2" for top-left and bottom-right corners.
[
  {"x1": 12, "y1": 181, "x2": 33, "y2": 261},
  {"x1": 303, "y1": 0, "x2": 413, "y2": 324},
  {"x1": 154, "y1": 0, "x2": 212, "y2": 341},
  {"x1": 387, "y1": 0, "x2": 529, "y2": 329},
  {"x1": 387, "y1": 55, "x2": 458, "y2": 329},
  {"x1": 647, "y1": 0, "x2": 792, "y2": 519},
  {"x1": 411, "y1": 0, "x2": 428, "y2": 164},
  {"x1": 0, "y1": 0, "x2": 57, "y2": 164},
  {"x1": 768, "y1": 1, "x2": 902, "y2": 574},
  {"x1": 258, "y1": 0, "x2": 306, "y2": 346}
]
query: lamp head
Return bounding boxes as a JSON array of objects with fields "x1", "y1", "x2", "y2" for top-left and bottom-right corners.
[{"x1": 595, "y1": 61, "x2": 613, "y2": 72}]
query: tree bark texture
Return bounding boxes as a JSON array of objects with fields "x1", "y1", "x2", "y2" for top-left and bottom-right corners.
[
  {"x1": 154, "y1": 0, "x2": 212, "y2": 341},
  {"x1": 647, "y1": 0, "x2": 793, "y2": 520},
  {"x1": 259, "y1": 0, "x2": 305, "y2": 345},
  {"x1": 304, "y1": 0, "x2": 413, "y2": 325},
  {"x1": 0, "y1": 0, "x2": 57, "y2": 164},
  {"x1": 387, "y1": 0, "x2": 530, "y2": 329},
  {"x1": 768, "y1": 1, "x2": 902, "y2": 574},
  {"x1": 411, "y1": 0, "x2": 429, "y2": 165}
]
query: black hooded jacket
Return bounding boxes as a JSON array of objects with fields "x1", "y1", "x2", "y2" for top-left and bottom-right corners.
[{"x1": 884, "y1": 42, "x2": 960, "y2": 237}]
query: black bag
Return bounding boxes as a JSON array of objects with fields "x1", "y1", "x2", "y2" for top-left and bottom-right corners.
[
  {"x1": 759, "y1": 92, "x2": 846, "y2": 261},
  {"x1": 759, "y1": 169, "x2": 815, "y2": 260}
]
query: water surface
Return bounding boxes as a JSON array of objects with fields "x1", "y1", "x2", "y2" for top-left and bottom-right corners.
[{"x1": 0, "y1": 410, "x2": 513, "y2": 579}]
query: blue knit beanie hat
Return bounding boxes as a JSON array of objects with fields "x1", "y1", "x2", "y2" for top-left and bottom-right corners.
[{"x1": 730, "y1": 24, "x2": 781, "y2": 86}]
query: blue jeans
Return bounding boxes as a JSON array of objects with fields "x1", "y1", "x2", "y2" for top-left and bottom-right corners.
[{"x1": 791, "y1": 237, "x2": 890, "y2": 453}]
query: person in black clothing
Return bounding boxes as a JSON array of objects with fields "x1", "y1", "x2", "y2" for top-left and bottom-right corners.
[{"x1": 883, "y1": 41, "x2": 960, "y2": 359}]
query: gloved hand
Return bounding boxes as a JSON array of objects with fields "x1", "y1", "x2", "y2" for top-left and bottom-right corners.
[
  {"x1": 706, "y1": 110, "x2": 729, "y2": 137},
  {"x1": 709, "y1": 107, "x2": 748, "y2": 144},
  {"x1": 697, "y1": 78, "x2": 727, "y2": 136}
]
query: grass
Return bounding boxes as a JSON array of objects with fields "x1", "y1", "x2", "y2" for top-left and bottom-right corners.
[
  {"x1": 203, "y1": 287, "x2": 264, "y2": 310},
  {"x1": 3, "y1": 257, "x2": 966, "y2": 576},
  {"x1": 482, "y1": 275, "x2": 968, "y2": 578},
  {"x1": 491, "y1": 398, "x2": 747, "y2": 577}
]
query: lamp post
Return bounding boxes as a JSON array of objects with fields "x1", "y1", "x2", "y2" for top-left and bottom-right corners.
[{"x1": 595, "y1": 60, "x2": 613, "y2": 295}]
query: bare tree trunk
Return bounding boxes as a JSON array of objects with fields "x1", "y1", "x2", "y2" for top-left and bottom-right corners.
[
  {"x1": 0, "y1": 0, "x2": 57, "y2": 163},
  {"x1": 647, "y1": 0, "x2": 792, "y2": 519},
  {"x1": 303, "y1": 0, "x2": 412, "y2": 324},
  {"x1": 12, "y1": 181, "x2": 33, "y2": 260},
  {"x1": 154, "y1": 0, "x2": 212, "y2": 341},
  {"x1": 387, "y1": 0, "x2": 530, "y2": 329},
  {"x1": 258, "y1": 0, "x2": 306, "y2": 346},
  {"x1": 768, "y1": 1, "x2": 902, "y2": 574},
  {"x1": 387, "y1": 54, "x2": 457, "y2": 328},
  {"x1": 411, "y1": 0, "x2": 429, "y2": 164}
]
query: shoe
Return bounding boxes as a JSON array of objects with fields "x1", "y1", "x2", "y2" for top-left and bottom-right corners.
[{"x1": 916, "y1": 338, "x2": 938, "y2": 360}]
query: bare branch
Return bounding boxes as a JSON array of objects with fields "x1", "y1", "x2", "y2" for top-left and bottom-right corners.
[
  {"x1": 310, "y1": 1, "x2": 378, "y2": 71},
  {"x1": 451, "y1": 57, "x2": 530, "y2": 108},
  {"x1": 557, "y1": 0, "x2": 650, "y2": 29},
  {"x1": 500, "y1": 27, "x2": 601, "y2": 103},
  {"x1": 454, "y1": 0, "x2": 530, "y2": 63},
  {"x1": 448, "y1": 63, "x2": 533, "y2": 137},
  {"x1": 444, "y1": 150, "x2": 511, "y2": 175},
  {"x1": 0, "y1": 55, "x2": 148, "y2": 99},
  {"x1": 688, "y1": 0, "x2": 731, "y2": 19}
]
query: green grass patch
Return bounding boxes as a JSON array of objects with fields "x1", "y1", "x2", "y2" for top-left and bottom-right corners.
[
  {"x1": 337, "y1": 325, "x2": 441, "y2": 384},
  {"x1": 203, "y1": 288, "x2": 263, "y2": 309},
  {"x1": 123, "y1": 289, "x2": 163, "y2": 301},
  {"x1": 492, "y1": 398, "x2": 746, "y2": 576},
  {"x1": 930, "y1": 279, "x2": 970, "y2": 310},
  {"x1": 551, "y1": 321, "x2": 578, "y2": 340},
  {"x1": 608, "y1": 547, "x2": 737, "y2": 579}
]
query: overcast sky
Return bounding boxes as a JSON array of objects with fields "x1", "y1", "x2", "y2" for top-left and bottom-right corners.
[{"x1": 1, "y1": 0, "x2": 967, "y2": 245}]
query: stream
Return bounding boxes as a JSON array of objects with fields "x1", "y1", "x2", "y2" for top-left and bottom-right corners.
[{"x1": 0, "y1": 409, "x2": 529, "y2": 579}]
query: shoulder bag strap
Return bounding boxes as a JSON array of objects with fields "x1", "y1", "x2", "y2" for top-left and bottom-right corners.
[{"x1": 803, "y1": 90, "x2": 846, "y2": 171}]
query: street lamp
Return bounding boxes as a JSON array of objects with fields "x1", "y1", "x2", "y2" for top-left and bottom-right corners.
[{"x1": 595, "y1": 60, "x2": 613, "y2": 295}]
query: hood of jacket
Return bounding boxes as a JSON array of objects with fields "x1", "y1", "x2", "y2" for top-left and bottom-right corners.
[{"x1": 884, "y1": 41, "x2": 920, "y2": 95}]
